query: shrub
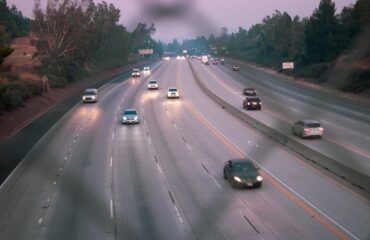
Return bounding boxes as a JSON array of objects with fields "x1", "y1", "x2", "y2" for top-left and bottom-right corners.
[
  {"x1": 342, "y1": 69, "x2": 370, "y2": 93},
  {"x1": 2, "y1": 89, "x2": 23, "y2": 109}
]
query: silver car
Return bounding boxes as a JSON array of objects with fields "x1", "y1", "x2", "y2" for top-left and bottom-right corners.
[
  {"x1": 122, "y1": 108, "x2": 139, "y2": 124},
  {"x1": 82, "y1": 88, "x2": 98, "y2": 103},
  {"x1": 147, "y1": 80, "x2": 158, "y2": 90},
  {"x1": 292, "y1": 119, "x2": 324, "y2": 138}
]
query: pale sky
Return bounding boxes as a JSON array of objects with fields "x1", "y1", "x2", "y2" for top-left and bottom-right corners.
[{"x1": 8, "y1": 0, "x2": 356, "y2": 42}]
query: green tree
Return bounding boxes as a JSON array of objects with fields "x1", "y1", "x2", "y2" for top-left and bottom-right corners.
[{"x1": 304, "y1": 0, "x2": 341, "y2": 63}]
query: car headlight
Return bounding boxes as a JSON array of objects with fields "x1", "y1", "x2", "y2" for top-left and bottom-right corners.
[
  {"x1": 82, "y1": 96, "x2": 86, "y2": 100},
  {"x1": 256, "y1": 176, "x2": 263, "y2": 182},
  {"x1": 134, "y1": 116, "x2": 138, "y2": 120},
  {"x1": 123, "y1": 117, "x2": 127, "y2": 120},
  {"x1": 233, "y1": 176, "x2": 242, "y2": 182}
]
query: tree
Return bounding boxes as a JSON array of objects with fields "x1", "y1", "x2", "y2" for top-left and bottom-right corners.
[{"x1": 304, "y1": 0, "x2": 341, "y2": 63}]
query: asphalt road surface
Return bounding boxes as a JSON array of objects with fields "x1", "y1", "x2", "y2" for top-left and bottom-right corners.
[{"x1": 0, "y1": 60, "x2": 369, "y2": 240}]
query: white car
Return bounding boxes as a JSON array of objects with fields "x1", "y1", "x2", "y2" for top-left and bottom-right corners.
[
  {"x1": 122, "y1": 108, "x2": 139, "y2": 124},
  {"x1": 82, "y1": 88, "x2": 98, "y2": 103},
  {"x1": 292, "y1": 120, "x2": 324, "y2": 138},
  {"x1": 147, "y1": 80, "x2": 158, "y2": 90},
  {"x1": 143, "y1": 66, "x2": 150, "y2": 71},
  {"x1": 167, "y1": 87, "x2": 179, "y2": 99},
  {"x1": 132, "y1": 68, "x2": 140, "y2": 77}
]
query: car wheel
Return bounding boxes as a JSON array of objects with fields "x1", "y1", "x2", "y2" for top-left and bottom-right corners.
[{"x1": 223, "y1": 170, "x2": 227, "y2": 179}]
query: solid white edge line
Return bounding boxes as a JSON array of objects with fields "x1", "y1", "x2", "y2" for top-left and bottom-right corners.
[
  {"x1": 174, "y1": 206, "x2": 183, "y2": 223},
  {"x1": 38, "y1": 218, "x2": 43, "y2": 224},
  {"x1": 110, "y1": 157, "x2": 113, "y2": 168}
]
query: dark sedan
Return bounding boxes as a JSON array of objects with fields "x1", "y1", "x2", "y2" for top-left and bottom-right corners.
[
  {"x1": 232, "y1": 65, "x2": 240, "y2": 71},
  {"x1": 243, "y1": 88, "x2": 257, "y2": 96},
  {"x1": 223, "y1": 159, "x2": 262, "y2": 188}
]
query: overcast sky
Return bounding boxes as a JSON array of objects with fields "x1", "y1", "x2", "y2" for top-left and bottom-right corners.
[{"x1": 8, "y1": 0, "x2": 356, "y2": 42}]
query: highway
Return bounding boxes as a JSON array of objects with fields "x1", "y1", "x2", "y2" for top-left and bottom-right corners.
[{"x1": 0, "y1": 59, "x2": 369, "y2": 240}]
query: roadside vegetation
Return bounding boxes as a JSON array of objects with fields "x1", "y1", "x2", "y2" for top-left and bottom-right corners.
[
  {"x1": 172, "y1": 0, "x2": 370, "y2": 93},
  {"x1": 0, "y1": 0, "x2": 163, "y2": 113}
]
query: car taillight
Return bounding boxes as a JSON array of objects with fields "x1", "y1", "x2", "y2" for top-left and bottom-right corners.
[
  {"x1": 318, "y1": 127, "x2": 324, "y2": 131},
  {"x1": 304, "y1": 128, "x2": 311, "y2": 132}
]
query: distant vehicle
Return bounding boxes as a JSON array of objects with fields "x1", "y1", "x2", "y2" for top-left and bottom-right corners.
[
  {"x1": 223, "y1": 159, "x2": 263, "y2": 188},
  {"x1": 163, "y1": 56, "x2": 170, "y2": 61},
  {"x1": 232, "y1": 65, "x2": 240, "y2": 71},
  {"x1": 132, "y1": 68, "x2": 140, "y2": 77},
  {"x1": 147, "y1": 80, "x2": 159, "y2": 90},
  {"x1": 212, "y1": 60, "x2": 218, "y2": 65},
  {"x1": 292, "y1": 120, "x2": 324, "y2": 138},
  {"x1": 122, "y1": 108, "x2": 139, "y2": 124},
  {"x1": 143, "y1": 66, "x2": 150, "y2": 71},
  {"x1": 220, "y1": 58, "x2": 225, "y2": 65},
  {"x1": 201, "y1": 55, "x2": 209, "y2": 64},
  {"x1": 167, "y1": 87, "x2": 179, "y2": 99},
  {"x1": 243, "y1": 88, "x2": 257, "y2": 96},
  {"x1": 82, "y1": 88, "x2": 98, "y2": 103},
  {"x1": 243, "y1": 96, "x2": 261, "y2": 110}
]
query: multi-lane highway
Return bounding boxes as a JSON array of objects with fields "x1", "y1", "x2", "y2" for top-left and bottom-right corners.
[{"x1": 0, "y1": 59, "x2": 369, "y2": 240}]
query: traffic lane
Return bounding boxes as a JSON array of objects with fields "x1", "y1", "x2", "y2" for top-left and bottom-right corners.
[
  {"x1": 40, "y1": 71, "x2": 147, "y2": 239},
  {"x1": 0, "y1": 64, "x2": 157, "y2": 239},
  {"x1": 150, "y1": 60, "x2": 337, "y2": 239},
  {"x1": 0, "y1": 102, "x2": 102, "y2": 239},
  {"x1": 193, "y1": 62, "x2": 370, "y2": 176},
  {"x1": 214, "y1": 62, "x2": 370, "y2": 154},
  {"x1": 225, "y1": 59, "x2": 370, "y2": 122},
  {"x1": 180, "y1": 60, "x2": 370, "y2": 240},
  {"x1": 113, "y1": 60, "x2": 195, "y2": 239}
]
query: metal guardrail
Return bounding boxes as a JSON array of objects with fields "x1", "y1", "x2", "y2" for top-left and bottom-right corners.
[{"x1": 187, "y1": 60, "x2": 370, "y2": 194}]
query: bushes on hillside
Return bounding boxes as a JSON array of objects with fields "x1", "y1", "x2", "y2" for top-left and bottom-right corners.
[
  {"x1": 342, "y1": 69, "x2": 370, "y2": 93},
  {"x1": 0, "y1": 80, "x2": 42, "y2": 112}
]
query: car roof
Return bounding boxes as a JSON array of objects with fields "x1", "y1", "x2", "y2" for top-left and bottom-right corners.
[
  {"x1": 301, "y1": 119, "x2": 320, "y2": 124},
  {"x1": 229, "y1": 159, "x2": 255, "y2": 165},
  {"x1": 149, "y1": 80, "x2": 157, "y2": 82},
  {"x1": 243, "y1": 87, "x2": 255, "y2": 90},
  {"x1": 124, "y1": 108, "x2": 137, "y2": 112},
  {"x1": 85, "y1": 88, "x2": 97, "y2": 91},
  {"x1": 168, "y1": 87, "x2": 177, "y2": 90}
]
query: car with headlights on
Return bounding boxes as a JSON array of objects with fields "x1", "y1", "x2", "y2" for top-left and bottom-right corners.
[
  {"x1": 223, "y1": 159, "x2": 262, "y2": 188},
  {"x1": 147, "y1": 80, "x2": 158, "y2": 90},
  {"x1": 292, "y1": 120, "x2": 324, "y2": 138},
  {"x1": 122, "y1": 108, "x2": 139, "y2": 124},
  {"x1": 232, "y1": 65, "x2": 240, "y2": 71},
  {"x1": 243, "y1": 88, "x2": 257, "y2": 96},
  {"x1": 143, "y1": 66, "x2": 150, "y2": 71},
  {"x1": 220, "y1": 58, "x2": 225, "y2": 65},
  {"x1": 243, "y1": 96, "x2": 261, "y2": 110},
  {"x1": 167, "y1": 87, "x2": 179, "y2": 99},
  {"x1": 132, "y1": 68, "x2": 140, "y2": 77},
  {"x1": 82, "y1": 88, "x2": 98, "y2": 103}
]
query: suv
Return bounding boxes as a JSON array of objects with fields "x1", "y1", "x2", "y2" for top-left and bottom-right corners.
[
  {"x1": 292, "y1": 120, "x2": 324, "y2": 138},
  {"x1": 243, "y1": 88, "x2": 257, "y2": 96},
  {"x1": 243, "y1": 97, "x2": 261, "y2": 110},
  {"x1": 82, "y1": 88, "x2": 98, "y2": 103},
  {"x1": 132, "y1": 68, "x2": 140, "y2": 77}
]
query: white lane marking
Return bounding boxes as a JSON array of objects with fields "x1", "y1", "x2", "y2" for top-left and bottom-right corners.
[
  {"x1": 166, "y1": 111, "x2": 170, "y2": 117},
  {"x1": 112, "y1": 133, "x2": 115, "y2": 140},
  {"x1": 110, "y1": 157, "x2": 113, "y2": 167},
  {"x1": 211, "y1": 175, "x2": 222, "y2": 188},
  {"x1": 64, "y1": 156, "x2": 68, "y2": 160},
  {"x1": 110, "y1": 199, "x2": 114, "y2": 219},
  {"x1": 173, "y1": 123, "x2": 178, "y2": 130},
  {"x1": 174, "y1": 206, "x2": 183, "y2": 223},
  {"x1": 38, "y1": 218, "x2": 43, "y2": 224},
  {"x1": 185, "y1": 94, "x2": 360, "y2": 240},
  {"x1": 156, "y1": 163, "x2": 163, "y2": 174},
  {"x1": 47, "y1": 198, "x2": 51, "y2": 202},
  {"x1": 186, "y1": 143, "x2": 193, "y2": 151},
  {"x1": 73, "y1": 140, "x2": 76, "y2": 144},
  {"x1": 53, "y1": 181, "x2": 56, "y2": 185}
]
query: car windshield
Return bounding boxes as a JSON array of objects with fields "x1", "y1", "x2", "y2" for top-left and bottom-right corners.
[
  {"x1": 233, "y1": 162, "x2": 256, "y2": 173},
  {"x1": 83, "y1": 91, "x2": 96, "y2": 96},
  {"x1": 306, "y1": 123, "x2": 321, "y2": 128},
  {"x1": 124, "y1": 110, "x2": 137, "y2": 115},
  {"x1": 149, "y1": 81, "x2": 157, "y2": 84},
  {"x1": 248, "y1": 98, "x2": 260, "y2": 102},
  {"x1": 169, "y1": 89, "x2": 177, "y2": 92}
]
